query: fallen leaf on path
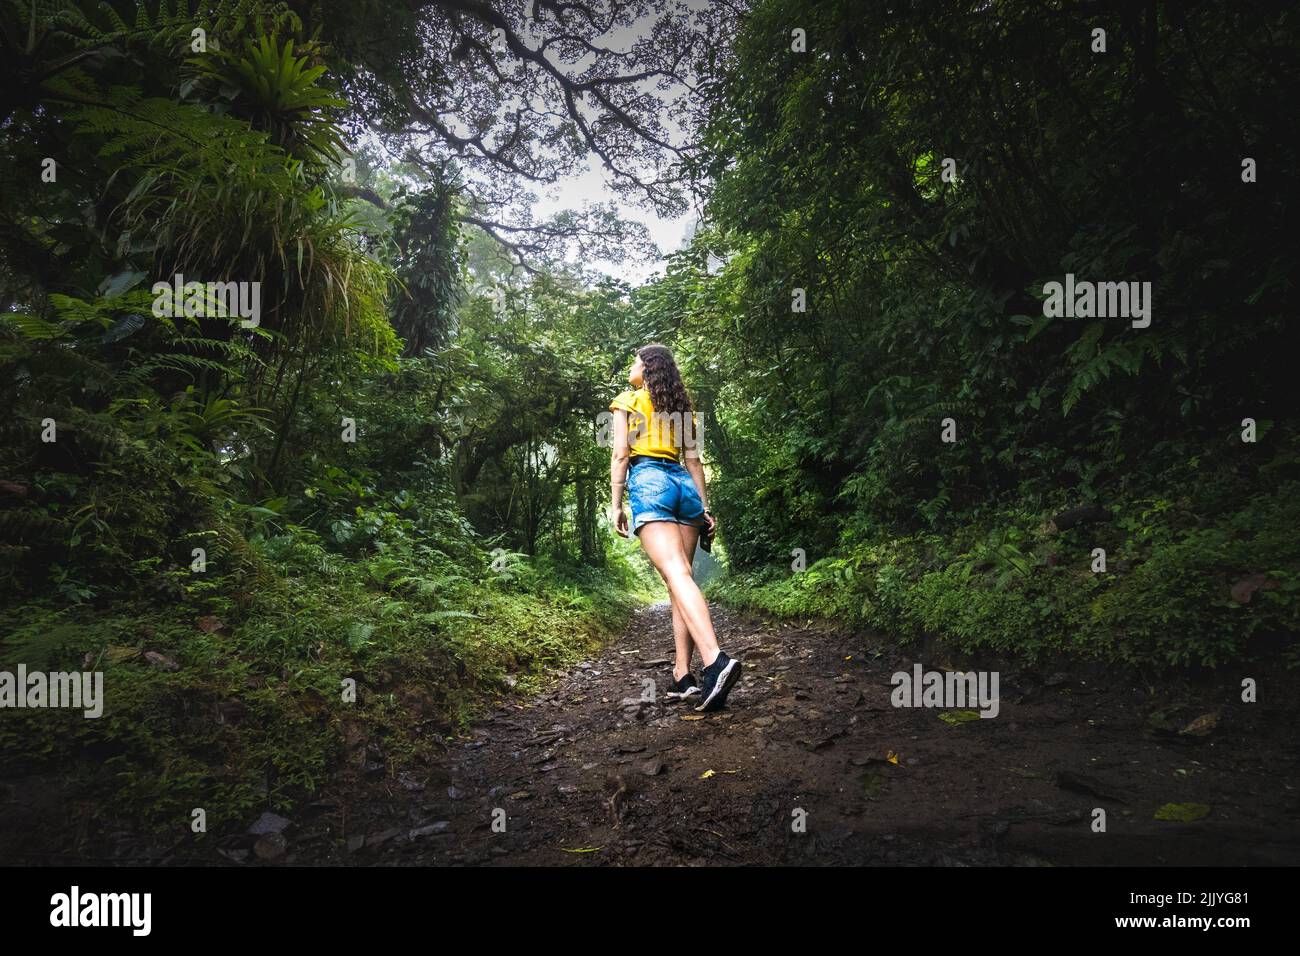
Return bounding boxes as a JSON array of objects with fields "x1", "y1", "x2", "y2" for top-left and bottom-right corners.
[
  {"x1": 559, "y1": 846, "x2": 603, "y2": 853},
  {"x1": 857, "y1": 767, "x2": 890, "y2": 799},
  {"x1": 1179, "y1": 712, "x2": 1219, "y2": 736},
  {"x1": 680, "y1": 714, "x2": 705, "y2": 721},
  {"x1": 938, "y1": 710, "x2": 981, "y2": 725},
  {"x1": 1154, "y1": 802, "x2": 1211, "y2": 822},
  {"x1": 886, "y1": 750, "x2": 900, "y2": 765}
]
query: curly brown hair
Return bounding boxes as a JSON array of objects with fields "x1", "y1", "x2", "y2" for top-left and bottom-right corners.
[
  {"x1": 631, "y1": 343, "x2": 696, "y2": 452},
  {"x1": 638, "y1": 343, "x2": 693, "y2": 415}
]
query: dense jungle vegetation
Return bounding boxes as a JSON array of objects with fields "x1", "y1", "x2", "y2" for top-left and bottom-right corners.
[
  {"x1": 1, "y1": 0, "x2": 1296, "y2": 834},
  {"x1": 688, "y1": 1, "x2": 1300, "y2": 672}
]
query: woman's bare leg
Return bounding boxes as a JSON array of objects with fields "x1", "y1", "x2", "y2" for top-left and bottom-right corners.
[
  {"x1": 668, "y1": 523, "x2": 702, "y2": 680},
  {"x1": 639, "y1": 521, "x2": 720, "y2": 667},
  {"x1": 669, "y1": 599, "x2": 691, "y2": 681}
]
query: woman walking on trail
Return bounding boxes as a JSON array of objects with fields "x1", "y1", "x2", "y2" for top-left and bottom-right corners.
[{"x1": 607, "y1": 344, "x2": 742, "y2": 712}]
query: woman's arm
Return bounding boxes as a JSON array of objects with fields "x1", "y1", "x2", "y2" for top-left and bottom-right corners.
[
  {"x1": 608, "y1": 409, "x2": 630, "y2": 537},
  {"x1": 682, "y1": 410, "x2": 709, "y2": 509},
  {"x1": 681, "y1": 452, "x2": 712, "y2": 535},
  {"x1": 682, "y1": 456, "x2": 708, "y2": 511}
]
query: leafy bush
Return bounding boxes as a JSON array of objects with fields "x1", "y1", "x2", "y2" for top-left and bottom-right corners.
[{"x1": 710, "y1": 471, "x2": 1300, "y2": 670}]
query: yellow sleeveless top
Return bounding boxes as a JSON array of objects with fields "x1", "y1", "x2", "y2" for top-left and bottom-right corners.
[{"x1": 610, "y1": 387, "x2": 701, "y2": 462}]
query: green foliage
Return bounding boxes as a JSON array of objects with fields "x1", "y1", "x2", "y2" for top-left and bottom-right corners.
[
  {"x1": 3, "y1": 0, "x2": 1295, "y2": 846},
  {"x1": 710, "y1": 471, "x2": 1300, "y2": 670},
  {"x1": 188, "y1": 33, "x2": 348, "y2": 161},
  {"x1": 0, "y1": 1, "x2": 652, "y2": 841},
  {"x1": 667, "y1": 0, "x2": 1300, "y2": 671},
  {"x1": 0, "y1": 495, "x2": 641, "y2": 829}
]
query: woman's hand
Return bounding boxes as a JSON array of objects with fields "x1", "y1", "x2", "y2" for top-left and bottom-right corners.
[
  {"x1": 703, "y1": 510, "x2": 717, "y2": 535},
  {"x1": 608, "y1": 503, "x2": 629, "y2": 538}
]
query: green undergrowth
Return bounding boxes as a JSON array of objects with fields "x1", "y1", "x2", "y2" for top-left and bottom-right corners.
[
  {"x1": 0, "y1": 538, "x2": 640, "y2": 836},
  {"x1": 707, "y1": 471, "x2": 1300, "y2": 671}
]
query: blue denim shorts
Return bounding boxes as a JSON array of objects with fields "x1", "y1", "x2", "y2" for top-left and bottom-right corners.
[{"x1": 627, "y1": 456, "x2": 706, "y2": 536}]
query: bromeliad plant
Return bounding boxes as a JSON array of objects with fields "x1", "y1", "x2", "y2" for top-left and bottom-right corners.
[{"x1": 187, "y1": 34, "x2": 348, "y2": 164}]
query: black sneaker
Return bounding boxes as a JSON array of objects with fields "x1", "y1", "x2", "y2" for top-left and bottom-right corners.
[
  {"x1": 694, "y1": 652, "x2": 742, "y2": 712},
  {"x1": 665, "y1": 672, "x2": 701, "y2": 701}
]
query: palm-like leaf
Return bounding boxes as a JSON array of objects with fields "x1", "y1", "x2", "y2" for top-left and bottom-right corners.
[{"x1": 189, "y1": 33, "x2": 347, "y2": 162}]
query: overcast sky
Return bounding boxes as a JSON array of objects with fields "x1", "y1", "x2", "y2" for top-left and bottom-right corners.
[
  {"x1": 506, "y1": 3, "x2": 713, "y2": 285},
  {"x1": 531, "y1": 161, "x2": 698, "y2": 284},
  {"x1": 367, "y1": 2, "x2": 715, "y2": 286}
]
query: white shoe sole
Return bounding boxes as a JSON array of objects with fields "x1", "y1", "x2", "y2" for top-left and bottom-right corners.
[{"x1": 695, "y1": 659, "x2": 741, "y2": 712}]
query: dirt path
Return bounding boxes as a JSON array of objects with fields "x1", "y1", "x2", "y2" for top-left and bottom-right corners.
[{"x1": 285, "y1": 601, "x2": 1300, "y2": 866}]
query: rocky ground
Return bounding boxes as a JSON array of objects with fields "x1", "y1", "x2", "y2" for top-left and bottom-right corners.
[{"x1": 281, "y1": 601, "x2": 1300, "y2": 866}]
